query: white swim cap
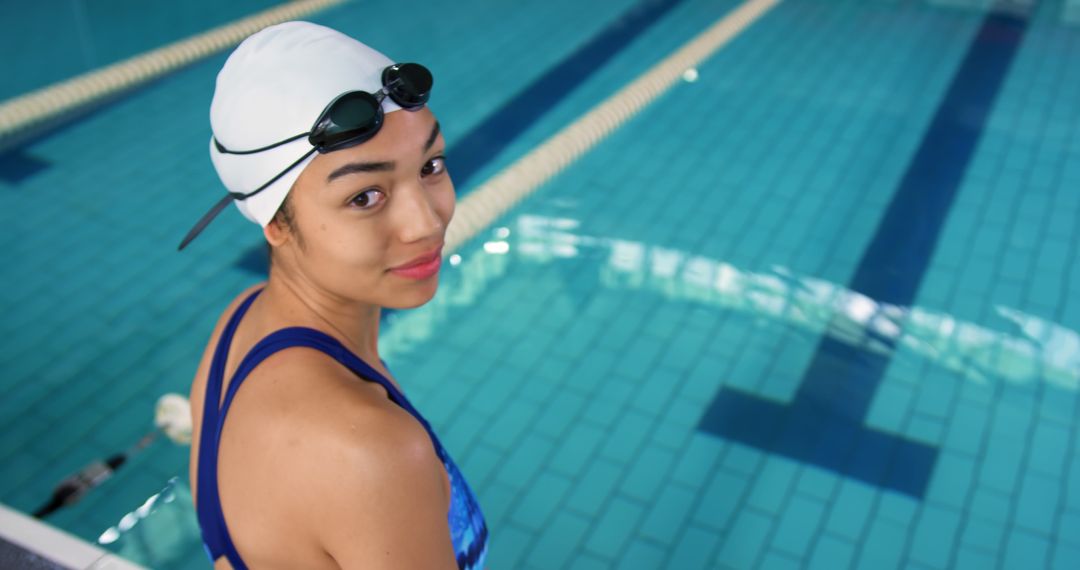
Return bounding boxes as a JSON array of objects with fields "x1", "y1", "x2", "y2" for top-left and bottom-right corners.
[{"x1": 209, "y1": 21, "x2": 402, "y2": 227}]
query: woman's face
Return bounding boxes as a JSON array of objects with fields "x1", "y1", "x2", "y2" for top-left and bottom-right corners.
[{"x1": 271, "y1": 107, "x2": 454, "y2": 309}]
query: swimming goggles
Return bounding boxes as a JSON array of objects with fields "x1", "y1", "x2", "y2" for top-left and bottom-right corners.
[{"x1": 178, "y1": 62, "x2": 433, "y2": 250}]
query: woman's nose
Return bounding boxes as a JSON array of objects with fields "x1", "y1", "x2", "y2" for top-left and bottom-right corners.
[{"x1": 395, "y1": 185, "x2": 444, "y2": 244}]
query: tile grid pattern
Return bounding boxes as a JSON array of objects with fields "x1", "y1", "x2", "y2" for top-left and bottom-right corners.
[
  {"x1": 886, "y1": 3, "x2": 1080, "y2": 568},
  {"x1": 2, "y1": 0, "x2": 1080, "y2": 569},
  {"x1": 387, "y1": 1, "x2": 1080, "y2": 568}
]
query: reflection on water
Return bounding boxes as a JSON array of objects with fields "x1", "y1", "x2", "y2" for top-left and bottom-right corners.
[
  {"x1": 379, "y1": 231, "x2": 512, "y2": 360},
  {"x1": 386, "y1": 213, "x2": 1079, "y2": 392},
  {"x1": 594, "y1": 232, "x2": 1079, "y2": 393},
  {"x1": 97, "y1": 477, "x2": 203, "y2": 567}
]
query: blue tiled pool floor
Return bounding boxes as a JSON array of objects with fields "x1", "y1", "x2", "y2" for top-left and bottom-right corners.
[
  {"x1": 3, "y1": 0, "x2": 1080, "y2": 568},
  {"x1": 0, "y1": 0, "x2": 288, "y2": 100}
]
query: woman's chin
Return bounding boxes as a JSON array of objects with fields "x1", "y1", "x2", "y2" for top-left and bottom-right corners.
[{"x1": 384, "y1": 279, "x2": 441, "y2": 309}]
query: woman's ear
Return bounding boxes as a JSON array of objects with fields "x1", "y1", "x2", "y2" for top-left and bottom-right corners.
[{"x1": 263, "y1": 215, "x2": 290, "y2": 248}]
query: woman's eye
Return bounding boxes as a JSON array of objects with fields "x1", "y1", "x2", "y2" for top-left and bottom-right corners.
[
  {"x1": 349, "y1": 189, "x2": 386, "y2": 209},
  {"x1": 421, "y1": 156, "x2": 447, "y2": 177}
]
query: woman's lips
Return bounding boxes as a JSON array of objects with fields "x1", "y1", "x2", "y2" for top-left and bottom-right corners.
[{"x1": 389, "y1": 247, "x2": 442, "y2": 280}]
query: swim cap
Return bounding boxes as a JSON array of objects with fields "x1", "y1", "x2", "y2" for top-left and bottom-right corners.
[{"x1": 209, "y1": 21, "x2": 403, "y2": 227}]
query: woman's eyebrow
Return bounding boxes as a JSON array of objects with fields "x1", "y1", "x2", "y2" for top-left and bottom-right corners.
[
  {"x1": 326, "y1": 121, "x2": 441, "y2": 182},
  {"x1": 424, "y1": 121, "x2": 441, "y2": 152},
  {"x1": 327, "y1": 160, "x2": 395, "y2": 182}
]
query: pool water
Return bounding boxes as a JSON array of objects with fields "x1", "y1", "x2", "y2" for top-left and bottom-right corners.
[
  {"x1": 2, "y1": 0, "x2": 1080, "y2": 568},
  {"x1": 0, "y1": 0, "x2": 288, "y2": 101}
]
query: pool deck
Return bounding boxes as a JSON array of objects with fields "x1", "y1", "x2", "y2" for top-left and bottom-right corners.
[{"x1": 0, "y1": 503, "x2": 145, "y2": 570}]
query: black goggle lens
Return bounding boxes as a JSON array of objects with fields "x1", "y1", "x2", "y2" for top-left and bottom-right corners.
[
  {"x1": 383, "y1": 63, "x2": 432, "y2": 109},
  {"x1": 330, "y1": 92, "x2": 379, "y2": 125},
  {"x1": 311, "y1": 91, "x2": 382, "y2": 151},
  {"x1": 309, "y1": 63, "x2": 432, "y2": 153}
]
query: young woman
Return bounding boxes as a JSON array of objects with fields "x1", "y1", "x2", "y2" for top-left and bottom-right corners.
[{"x1": 182, "y1": 21, "x2": 488, "y2": 569}]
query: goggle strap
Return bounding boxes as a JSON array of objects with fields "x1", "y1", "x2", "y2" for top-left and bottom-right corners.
[
  {"x1": 177, "y1": 194, "x2": 234, "y2": 251},
  {"x1": 178, "y1": 147, "x2": 317, "y2": 250},
  {"x1": 240, "y1": 147, "x2": 318, "y2": 199},
  {"x1": 214, "y1": 132, "x2": 308, "y2": 155}
]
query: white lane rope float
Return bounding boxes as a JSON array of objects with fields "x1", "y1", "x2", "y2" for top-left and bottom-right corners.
[
  {"x1": 33, "y1": 394, "x2": 193, "y2": 519},
  {"x1": 0, "y1": 0, "x2": 346, "y2": 144},
  {"x1": 443, "y1": 0, "x2": 781, "y2": 254}
]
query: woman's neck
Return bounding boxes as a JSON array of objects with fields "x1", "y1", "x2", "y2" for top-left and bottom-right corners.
[{"x1": 260, "y1": 267, "x2": 382, "y2": 365}]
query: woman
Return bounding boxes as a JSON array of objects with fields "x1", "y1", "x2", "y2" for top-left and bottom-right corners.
[{"x1": 182, "y1": 21, "x2": 488, "y2": 569}]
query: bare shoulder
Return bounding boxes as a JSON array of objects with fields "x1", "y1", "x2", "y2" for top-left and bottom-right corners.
[
  {"x1": 188, "y1": 284, "x2": 456, "y2": 568},
  {"x1": 260, "y1": 355, "x2": 457, "y2": 569},
  {"x1": 207, "y1": 345, "x2": 454, "y2": 568},
  {"x1": 264, "y1": 348, "x2": 444, "y2": 494}
]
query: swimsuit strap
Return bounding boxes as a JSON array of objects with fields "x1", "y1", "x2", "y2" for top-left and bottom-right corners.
[
  {"x1": 222, "y1": 326, "x2": 447, "y2": 460},
  {"x1": 196, "y1": 287, "x2": 263, "y2": 570}
]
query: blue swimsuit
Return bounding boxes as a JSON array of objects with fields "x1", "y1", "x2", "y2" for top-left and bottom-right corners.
[{"x1": 196, "y1": 288, "x2": 489, "y2": 569}]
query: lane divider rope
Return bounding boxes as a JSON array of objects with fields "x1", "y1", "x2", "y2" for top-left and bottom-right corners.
[
  {"x1": 444, "y1": 0, "x2": 781, "y2": 254},
  {"x1": 0, "y1": 0, "x2": 346, "y2": 142}
]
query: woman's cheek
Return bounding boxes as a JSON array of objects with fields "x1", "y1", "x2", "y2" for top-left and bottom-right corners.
[{"x1": 437, "y1": 183, "x2": 456, "y2": 225}]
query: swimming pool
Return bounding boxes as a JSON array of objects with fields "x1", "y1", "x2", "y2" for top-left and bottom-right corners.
[
  {"x1": 0, "y1": 0, "x2": 289, "y2": 101},
  {"x1": 2, "y1": 0, "x2": 1079, "y2": 568}
]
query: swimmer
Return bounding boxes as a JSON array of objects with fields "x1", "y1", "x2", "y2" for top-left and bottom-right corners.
[{"x1": 182, "y1": 22, "x2": 488, "y2": 569}]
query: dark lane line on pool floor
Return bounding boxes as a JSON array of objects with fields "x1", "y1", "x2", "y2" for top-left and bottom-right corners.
[
  {"x1": 699, "y1": 6, "x2": 1031, "y2": 498},
  {"x1": 444, "y1": 0, "x2": 688, "y2": 191}
]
